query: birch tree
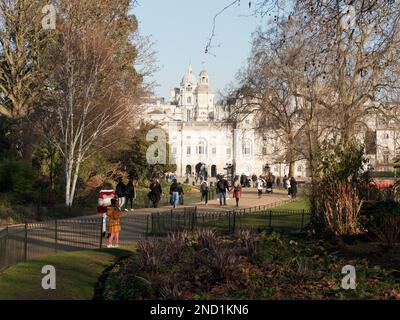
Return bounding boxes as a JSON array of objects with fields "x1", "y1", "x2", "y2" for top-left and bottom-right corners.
[{"x1": 49, "y1": 0, "x2": 142, "y2": 206}]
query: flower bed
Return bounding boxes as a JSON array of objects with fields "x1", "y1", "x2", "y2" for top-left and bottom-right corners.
[{"x1": 98, "y1": 230, "x2": 400, "y2": 300}]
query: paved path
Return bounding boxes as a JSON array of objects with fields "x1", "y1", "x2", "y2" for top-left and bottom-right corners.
[
  {"x1": 109, "y1": 188, "x2": 291, "y2": 216},
  {"x1": 0, "y1": 188, "x2": 294, "y2": 271}
]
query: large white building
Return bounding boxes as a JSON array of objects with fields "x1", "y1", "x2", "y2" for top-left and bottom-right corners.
[
  {"x1": 143, "y1": 65, "x2": 309, "y2": 179},
  {"x1": 142, "y1": 65, "x2": 400, "y2": 180}
]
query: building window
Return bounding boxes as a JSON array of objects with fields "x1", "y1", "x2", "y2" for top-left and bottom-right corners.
[
  {"x1": 197, "y1": 141, "x2": 206, "y2": 155},
  {"x1": 212, "y1": 147, "x2": 216, "y2": 155},
  {"x1": 187, "y1": 110, "x2": 191, "y2": 121},
  {"x1": 226, "y1": 148, "x2": 231, "y2": 155},
  {"x1": 186, "y1": 85, "x2": 192, "y2": 92},
  {"x1": 383, "y1": 154, "x2": 389, "y2": 164},
  {"x1": 172, "y1": 147, "x2": 177, "y2": 154},
  {"x1": 262, "y1": 147, "x2": 267, "y2": 155},
  {"x1": 187, "y1": 96, "x2": 192, "y2": 104},
  {"x1": 243, "y1": 141, "x2": 251, "y2": 156},
  {"x1": 186, "y1": 136, "x2": 191, "y2": 140},
  {"x1": 297, "y1": 165, "x2": 302, "y2": 173},
  {"x1": 274, "y1": 167, "x2": 279, "y2": 172},
  {"x1": 383, "y1": 133, "x2": 389, "y2": 139},
  {"x1": 186, "y1": 147, "x2": 191, "y2": 155}
]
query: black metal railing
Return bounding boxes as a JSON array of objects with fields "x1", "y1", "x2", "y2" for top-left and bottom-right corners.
[
  {"x1": 0, "y1": 214, "x2": 149, "y2": 272},
  {"x1": 149, "y1": 200, "x2": 310, "y2": 235},
  {"x1": 0, "y1": 198, "x2": 307, "y2": 272}
]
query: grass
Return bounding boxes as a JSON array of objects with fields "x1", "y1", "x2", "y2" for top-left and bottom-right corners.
[
  {"x1": 200, "y1": 212, "x2": 310, "y2": 234},
  {"x1": 271, "y1": 195, "x2": 310, "y2": 211},
  {"x1": 0, "y1": 246, "x2": 135, "y2": 300}
]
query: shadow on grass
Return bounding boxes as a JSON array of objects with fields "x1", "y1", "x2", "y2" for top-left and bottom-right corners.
[{"x1": 0, "y1": 247, "x2": 136, "y2": 300}]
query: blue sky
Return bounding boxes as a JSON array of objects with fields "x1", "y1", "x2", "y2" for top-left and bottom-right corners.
[{"x1": 134, "y1": 0, "x2": 263, "y2": 98}]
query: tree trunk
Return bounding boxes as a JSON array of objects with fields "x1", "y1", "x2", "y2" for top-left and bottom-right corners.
[{"x1": 289, "y1": 161, "x2": 295, "y2": 177}]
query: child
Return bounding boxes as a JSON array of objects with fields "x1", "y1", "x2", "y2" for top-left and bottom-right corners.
[{"x1": 106, "y1": 198, "x2": 123, "y2": 248}]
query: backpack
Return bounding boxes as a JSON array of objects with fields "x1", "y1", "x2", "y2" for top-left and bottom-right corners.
[
  {"x1": 217, "y1": 180, "x2": 225, "y2": 191},
  {"x1": 200, "y1": 181, "x2": 208, "y2": 192}
]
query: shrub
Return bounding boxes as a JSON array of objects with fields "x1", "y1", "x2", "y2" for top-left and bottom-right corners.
[
  {"x1": 311, "y1": 143, "x2": 367, "y2": 236},
  {"x1": 362, "y1": 201, "x2": 400, "y2": 247},
  {"x1": 0, "y1": 160, "x2": 36, "y2": 203},
  {"x1": 369, "y1": 214, "x2": 400, "y2": 247}
]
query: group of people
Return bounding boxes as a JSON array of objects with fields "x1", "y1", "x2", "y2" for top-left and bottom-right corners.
[
  {"x1": 98, "y1": 177, "x2": 137, "y2": 248},
  {"x1": 212, "y1": 176, "x2": 242, "y2": 207},
  {"x1": 100, "y1": 173, "x2": 300, "y2": 248},
  {"x1": 115, "y1": 177, "x2": 137, "y2": 211},
  {"x1": 147, "y1": 179, "x2": 185, "y2": 209},
  {"x1": 283, "y1": 175, "x2": 298, "y2": 199}
]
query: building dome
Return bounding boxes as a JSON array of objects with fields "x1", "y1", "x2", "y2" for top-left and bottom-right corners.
[
  {"x1": 181, "y1": 64, "x2": 197, "y2": 86},
  {"x1": 199, "y1": 68, "x2": 208, "y2": 77}
]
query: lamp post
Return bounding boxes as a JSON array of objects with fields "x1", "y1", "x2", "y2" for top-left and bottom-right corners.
[
  {"x1": 264, "y1": 163, "x2": 270, "y2": 176},
  {"x1": 224, "y1": 163, "x2": 233, "y2": 182}
]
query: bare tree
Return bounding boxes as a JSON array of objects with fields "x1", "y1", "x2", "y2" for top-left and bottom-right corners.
[{"x1": 46, "y1": 0, "x2": 144, "y2": 206}]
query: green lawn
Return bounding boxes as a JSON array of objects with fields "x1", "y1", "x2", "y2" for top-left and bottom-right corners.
[
  {"x1": 271, "y1": 196, "x2": 310, "y2": 211},
  {"x1": 198, "y1": 211, "x2": 310, "y2": 234},
  {"x1": 0, "y1": 246, "x2": 135, "y2": 300}
]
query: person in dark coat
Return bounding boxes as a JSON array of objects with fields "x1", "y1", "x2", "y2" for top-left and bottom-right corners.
[
  {"x1": 217, "y1": 176, "x2": 230, "y2": 206},
  {"x1": 290, "y1": 177, "x2": 298, "y2": 199},
  {"x1": 115, "y1": 177, "x2": 127, "y2": 211},
  {"x1": 125, "y1": 178, "x2": 136, "y2": 211},
  {"x1": 178, "y1": 182, "x2": 185, "y2": 205},
  {"x1": 169, "y1": 179, "x2": 180, "y2": 208},
  {"x1": 148, "y1": 179, "x2": 162, "y2": 208}
]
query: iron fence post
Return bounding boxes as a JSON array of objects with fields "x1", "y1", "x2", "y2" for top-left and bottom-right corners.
[
  {"x1": 232, "y1": 211, "x2": 236, "y2": 233},
  {"x1": 146, "y1": 215, "x2": 150, "y2": 237},
  {"x1": 300, "y1": 209, "x2": 305, "y2": 231},
  {"x1": 24, "y1": 223, "x2": 28, "y2": 261},
  {"x1": 170, "y1": 209, "x2": 173, "y2": 232},
  {"x1": 55, "y1": 220, "x2": 58, "y2": 253},
  {"x1": 269, "y1": 210, "x2": 272, "y2": 228},
  {"x1": 99, "y1": 218, "x2": 103, "y2": 249}
]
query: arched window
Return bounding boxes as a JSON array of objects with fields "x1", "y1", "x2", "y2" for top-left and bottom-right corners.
[
  {"x1": 187, "y1": 96, "x2": 192, "y2": 104},
  {"x1": 197, "y1": 141, "x2": 206, "y2": 155},
  {"x1": 297, "y1": 165, "x2": 302, "y2": 173},
  {"x1": 242, "y1": 140, "x2": 252, "y2": 156},
  {"x1": 186, "y1": 85, "x2": 192, "y2": 92}
]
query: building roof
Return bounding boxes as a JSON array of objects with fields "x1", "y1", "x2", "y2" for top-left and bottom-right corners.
[{"x1": 181, "y1": 64, "x2": 197, "y2": 86}]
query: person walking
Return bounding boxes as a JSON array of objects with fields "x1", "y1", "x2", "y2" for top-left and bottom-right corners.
[
  {"x1": 217, "y1": 176, "x2": 229, "y2": 206},
  {"x1": 125, "y1": 178, "x2": 136, "y2": 211},
  {"x1": 169, "y1": 179, "x2": 180, "y2": 208},
  {"x1": 251, "y1": 174, "x2": 257, "y2": 188},
  {"x1": 290, "y1": 177, "x2": 298, "y2": 199},
  {"x1": 266, "y1": 178, "x2": 273, "y2": 194},
  {"x1": 232, "y1": 178, "x2": 242, "y2": 207},
  {"x1": 286, "y1": 177, "x2": 292, "y2": 198},
  {"x1": 200, "y1": 178, "x2": 209, "y2": 205},
  {"x1": 257, "y1": 177, "x2": 264, "y2": 198},
  {"x1": 149, "y1": 179, "x2": 163, "y2": 208},
  {"x1": 106, "y1": 198, "x2": 123, "y2": 248},
  {"x1": 283, "y1": 175, "x2": 288, "y2": 190},
  {"x1": 115, "y1": 177, "x2": 127, "y2": 211},
  {"x1": 178, "y1": 182, "x2": 185, "y2": 205}
]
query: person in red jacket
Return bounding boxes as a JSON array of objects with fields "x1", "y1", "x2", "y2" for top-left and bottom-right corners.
[{"x1": 232, "y1": 177, "x2": 242, "y2": 207}]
